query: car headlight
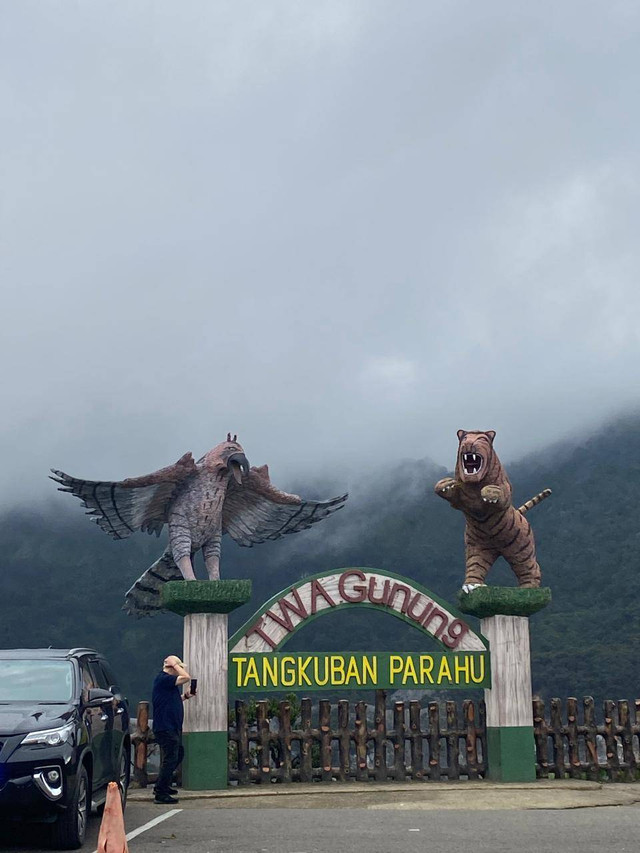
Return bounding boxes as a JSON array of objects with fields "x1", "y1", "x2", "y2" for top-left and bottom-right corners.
[{"x1": 22, "y1": 722, "x2": 75, "y2": 746}]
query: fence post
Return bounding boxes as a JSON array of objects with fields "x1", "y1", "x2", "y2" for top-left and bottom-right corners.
[
  {"x1": 409, "y1": 700, "x2": 423, "y2": 780},
  {"x1": 464, "y1": 699, "x2": 481, "y2": 779},
  {"x1": 354, "y1": 700, "x2": 368, "y2": 782},
  {"x1": 532, "y1": 697, "x2": 547, "y2": 777},
  {"x1": 603, "y1": 699, "x2": 620, "y2": 781},
  {"x1": 618, "y1": 700, "x2": 635, "y2": 781},
  {"x1": 583, "y1": 696, "x2": 599, "y2": 780},
  {"x1": 392, "y1": 701, "x2": 405, "y2": 781},
  {"x1": 300, "y1": 698, "x2": 313, "y2": 782},
  {"x1": 319, "y1": 699, "x2": 332, "y2": 782},
  {"x1": 337, "y1": 700, "x2": 351, "y2": 782},
  {"x1": 280, "y1": 700, "x2": 293, "y2": 784},
  {"x1": 427, "y1": 700, "x2": 441, "y2": 780},
  {"x1": 131, "y1": 701, "x2": 151, "y2": 788},
  {"x1": 235, "y1": 700, "x2": 250, "y2": 785},
  {"x1": 446, "y1": 701, "x2": 460, "y2": 780},
  {"x1": 374, "y1": 690, "x2": 388, "y2": 782}
]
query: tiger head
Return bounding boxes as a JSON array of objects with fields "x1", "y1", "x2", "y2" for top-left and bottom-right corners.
[{"x1": 455, "y1": 430, "x2": 497, "y2": 484}]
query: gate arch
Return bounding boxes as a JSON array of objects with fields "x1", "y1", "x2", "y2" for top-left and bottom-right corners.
[{"x1": 229, "y1": 567, "x2": 488, "y2": 653}]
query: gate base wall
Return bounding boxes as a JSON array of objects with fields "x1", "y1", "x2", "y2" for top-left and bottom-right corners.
[
  {"x1": 183, "y1": 731, "x2": 228, "y2": 790},
  {"x1": 487, "y1": 726, "x2": 535, "y2": 782}
]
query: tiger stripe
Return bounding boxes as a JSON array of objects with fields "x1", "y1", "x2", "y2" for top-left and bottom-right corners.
[{"x1": 517, "y1": 489, "x2": 552, "y2": 515}]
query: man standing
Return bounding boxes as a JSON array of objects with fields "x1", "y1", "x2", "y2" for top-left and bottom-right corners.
[{"x1": 152, "y1": 654, "x2": 192, "y2": 804}]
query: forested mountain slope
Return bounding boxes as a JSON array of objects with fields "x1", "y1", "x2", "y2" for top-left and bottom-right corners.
[{"x1": 1, "y1": 415, "x2": 638, "y2": 706}]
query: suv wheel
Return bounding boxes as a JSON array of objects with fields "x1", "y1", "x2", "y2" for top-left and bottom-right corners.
[
  {"x1": 119, "y1": 747, "x2": 130, "y2": 811},
  {"x1": 50, "y1": 765, "x2": 88, "y2": 850}
]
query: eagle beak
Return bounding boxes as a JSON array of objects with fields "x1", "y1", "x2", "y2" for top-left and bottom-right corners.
[{"x1": 228, "y1": 452, "x2": 250, "y2": 484}]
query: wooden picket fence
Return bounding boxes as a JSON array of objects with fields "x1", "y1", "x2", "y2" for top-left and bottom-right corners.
[
  {"x1": 228, "y1": 691, "x2": 485, "y2": 783},
  {"x1": 533, "y1": 697, "x2": 640, "y2": 781},
  {"x1": 131, "y1": 694, "x2": 640, "y2": 786}
]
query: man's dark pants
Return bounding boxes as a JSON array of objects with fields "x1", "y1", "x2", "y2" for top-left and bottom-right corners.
[{"x1": 154, "y1": 729, "x2": 184, "y2": 793}]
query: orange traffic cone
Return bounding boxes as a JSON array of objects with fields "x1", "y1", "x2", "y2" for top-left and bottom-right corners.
[{"x1": 97, "y1": 781, "x2": 128, "y2": 852}]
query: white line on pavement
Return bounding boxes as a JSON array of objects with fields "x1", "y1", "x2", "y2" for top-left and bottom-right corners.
[{"x1": 91, "y1": 808, "x2": 182, "y2": 852}]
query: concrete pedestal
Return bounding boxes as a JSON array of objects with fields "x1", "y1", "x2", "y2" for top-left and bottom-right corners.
[
  {"x1": 458, "y1": 586, "x2": 551, "y2": 783},
  {"x1": 161, "y1": 579, "x2": 252, "y2": 790},
  {"x1": 481, "y1": 614, "x2": 535, "y2": 782}
]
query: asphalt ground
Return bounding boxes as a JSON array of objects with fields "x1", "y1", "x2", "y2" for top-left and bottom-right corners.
[
  {"x1": 0, "y1": 783, "x2": 639, "y2": 852},
  {"x1": 116, "y1": 806, "x2": 640, "y2": 853}
]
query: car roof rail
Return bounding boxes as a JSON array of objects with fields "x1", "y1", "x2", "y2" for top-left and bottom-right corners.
[{"x1": 67, "y1": 647, "x2": 99, "y2": 657}]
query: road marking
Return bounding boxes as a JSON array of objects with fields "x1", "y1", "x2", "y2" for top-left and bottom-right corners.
[{"x1": 91, "y1": 808, "x2": 182, "y2": 852}]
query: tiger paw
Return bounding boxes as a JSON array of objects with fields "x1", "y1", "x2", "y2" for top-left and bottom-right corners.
[
  {"x1": 435, "y1": 477, "x2": 457, "y2": 495},
  {"x1": 481, "y1": 485, "x2": 502, "y2": 504},
  {"x1": 461, "y1": 583, "x2": 486, "y2": 593}
]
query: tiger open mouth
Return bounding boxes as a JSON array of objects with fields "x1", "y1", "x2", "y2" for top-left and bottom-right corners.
[{"x1": 462, "y1": 452, "x2": 483, "y2": 475}]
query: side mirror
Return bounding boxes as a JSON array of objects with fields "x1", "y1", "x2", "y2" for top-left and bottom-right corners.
[{"x1": 87, "y1": 688, "x2": 115, "y2": 707}]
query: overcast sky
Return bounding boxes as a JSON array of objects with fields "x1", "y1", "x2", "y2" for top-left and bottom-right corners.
[{"x1": 1, "y1": 0, "x2": 639, "y2": 504}]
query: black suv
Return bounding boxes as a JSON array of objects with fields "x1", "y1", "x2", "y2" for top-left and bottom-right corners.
[{"x1": 0, "y1": 648, "x2": 130, "y2": 849}]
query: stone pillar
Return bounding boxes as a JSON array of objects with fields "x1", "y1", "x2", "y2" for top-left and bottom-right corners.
[
  {"x1": 458, "y1": 585, "x2": 551, "y2": 783},
  {"x1": 161, "y1": 579, "x2": 252, "y2": 790},
  {"x1": 481, "y1": 614, "x2": 535, "y2": 782}
]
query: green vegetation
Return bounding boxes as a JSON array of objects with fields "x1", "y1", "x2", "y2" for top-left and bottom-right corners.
[
  {"x1": 1, "y1": 413, "x2": 639, "y2": 708},
  {"x1": 162, "y1": 579, "x2": 252, "y2": 615},
  {"x1": 457, "y1": 586, "x2": 552, "y2": 618}
]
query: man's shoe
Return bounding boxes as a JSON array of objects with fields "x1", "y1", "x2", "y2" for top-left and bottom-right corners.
[
  {"x1": 154, "y1": 787, "x2": 178, "y2": 795},
  {"x1": 154, "y1": 793, "x2": 179, "y2": 804}
]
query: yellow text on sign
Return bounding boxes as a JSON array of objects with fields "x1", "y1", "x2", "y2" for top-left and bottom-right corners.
[{"x1": 229, "y1": 652, "x2": 489, "y2": 692}]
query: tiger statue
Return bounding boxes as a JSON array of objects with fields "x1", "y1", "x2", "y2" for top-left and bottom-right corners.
[{"x1": 435, "y1": 430, "x2": 551, "y2": 592}]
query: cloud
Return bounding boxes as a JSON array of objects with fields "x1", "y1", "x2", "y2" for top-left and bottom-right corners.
[
  {"x1": 361, "y1": 357, "x2": 417, "y2": 393},
  {"x1": 0, "y1": 0, "x2": 639, "y2": 503}
]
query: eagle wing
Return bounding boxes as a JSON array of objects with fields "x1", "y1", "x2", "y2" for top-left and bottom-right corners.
[
  {"x1": 222, "y1": 464, "x2": 347, "y2": 547},
  {"x1": 50, "y1": 452, "x2": 197, "y2": 540}
]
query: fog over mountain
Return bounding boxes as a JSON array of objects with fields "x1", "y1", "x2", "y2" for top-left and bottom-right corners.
[
  {"x1": 1, "y1": 1, "x2": 639, "y2": 505},
  {"x1": 2, "y1": 412, "x2": 639, "y2": 706}
]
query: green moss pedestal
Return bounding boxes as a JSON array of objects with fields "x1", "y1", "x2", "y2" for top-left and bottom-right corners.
[
  {"x1": 457, "y1": 586, "x2": 552, "y2": 783},
  {"x1": 161, "y1": 580, "x2": 252, "y2": 790}
]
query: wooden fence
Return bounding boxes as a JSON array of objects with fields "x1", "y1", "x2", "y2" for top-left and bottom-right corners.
[
  {"x1": 228, "y1": 691, "x2": 485, "y2": 783},
  {"x1": 533, "y1": 697, "x2": 640, "y2": 781},
  {"x1": 131, "y1": 694, "x2": 640, "y2": 786}
]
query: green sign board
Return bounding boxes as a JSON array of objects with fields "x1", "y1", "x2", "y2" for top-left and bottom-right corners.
[{"x1": 229, "y1": 650, "x2": 490, "y2": 692}]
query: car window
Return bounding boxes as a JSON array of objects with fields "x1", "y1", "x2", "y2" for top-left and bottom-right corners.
[
  {"x1": 88, "y1": 660, "x2": 110, "y2": 690},
  {"x1": 80, "y1": 661, "x2": 94, "y2": 702},
  {"x1": 99, "y1": 660, "x2": 120, "y2": 694},
  {"x1": 0, "y1": 660, "x2": 74, "y2": 702}
]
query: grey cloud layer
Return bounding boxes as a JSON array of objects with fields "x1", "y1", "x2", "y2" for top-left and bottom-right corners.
[{"x1": 1, "y1": 0, "x2": 639, "y2": 502}]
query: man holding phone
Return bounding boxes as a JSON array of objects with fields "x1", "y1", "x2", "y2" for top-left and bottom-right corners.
[{"x1": 152, "y1": 654, "x2": 193, "y2": 804}]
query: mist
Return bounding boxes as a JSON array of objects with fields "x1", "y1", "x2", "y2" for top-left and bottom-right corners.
[{"x1": 1, "y1": 1, "x2": 639, "y2": 505}]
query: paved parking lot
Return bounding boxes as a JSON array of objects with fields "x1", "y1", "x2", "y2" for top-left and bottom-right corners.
[
  {"x1": 0, "y1": 802, "x2": 159, "y2": 852},
  {"x1": 1, "y1": 785, "x2": 640, "y2": 852},
  {"x1": 3, "y1": 803, "x2": 640, "y2": 853}
]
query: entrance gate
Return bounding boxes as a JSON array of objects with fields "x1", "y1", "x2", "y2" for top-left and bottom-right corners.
[{"x1": 227, "y1": 568, "x2": 489, "y2": 783}]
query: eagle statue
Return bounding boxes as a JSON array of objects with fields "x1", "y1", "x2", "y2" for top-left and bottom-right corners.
[{"x1": 51, "y1": 435, "x2": 348, "y2": 616}]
